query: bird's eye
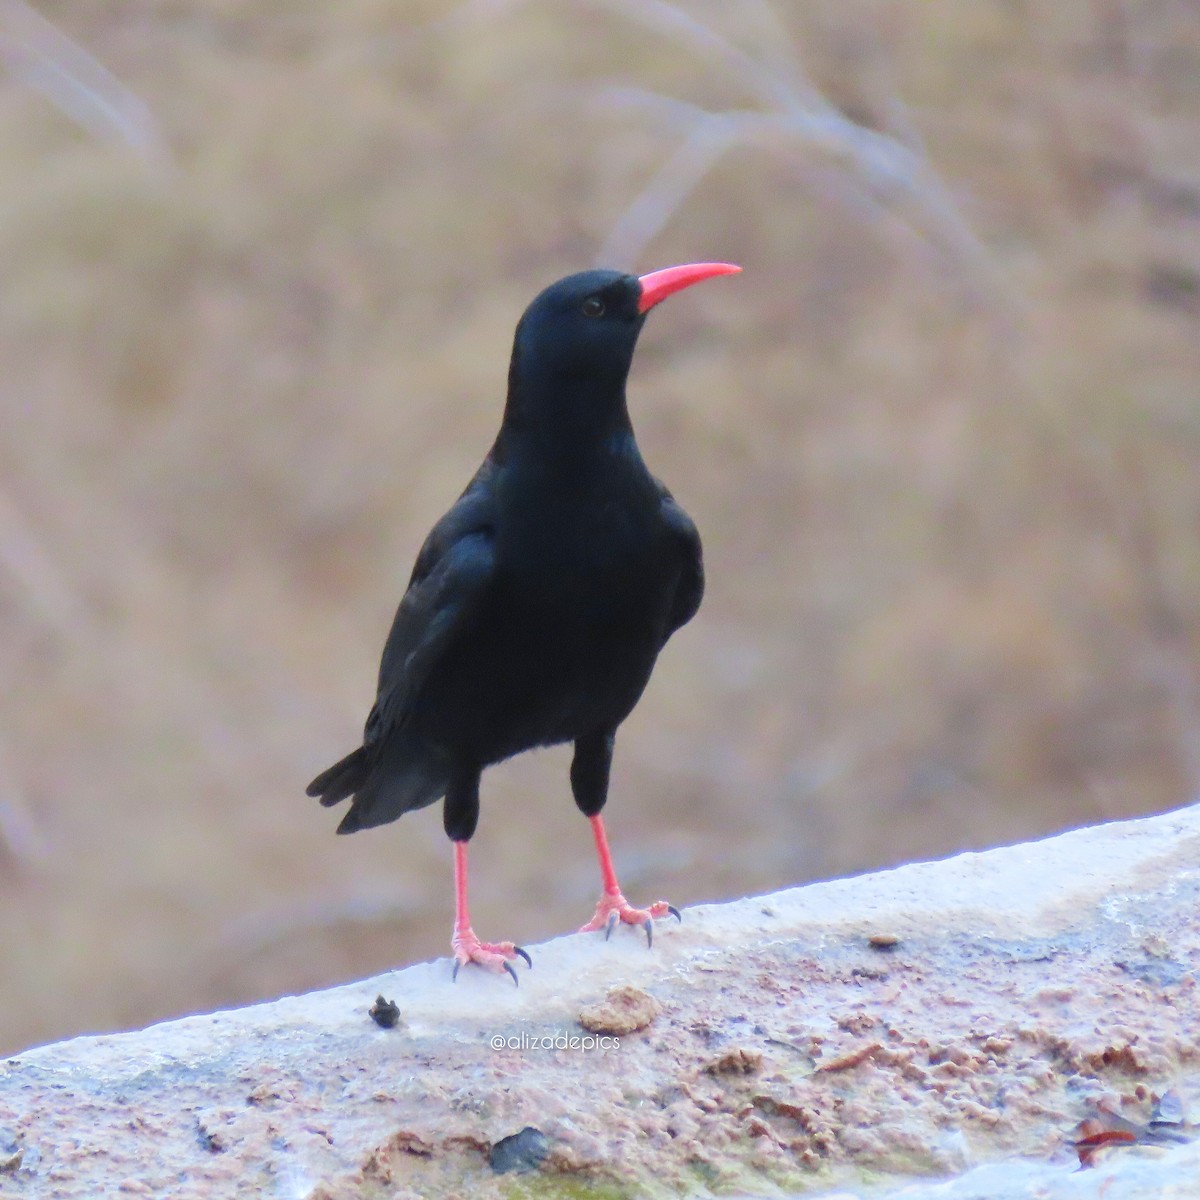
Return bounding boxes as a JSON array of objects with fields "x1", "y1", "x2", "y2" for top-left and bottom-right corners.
[{"x1": 581, "y1": 296, "x2": 605, "y2": 318}]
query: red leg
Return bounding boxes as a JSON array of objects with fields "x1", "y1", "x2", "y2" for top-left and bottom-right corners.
[
  {"x1": 579, "y1": 814, "x2": 681, "y2": 946},
  {"x1": 450, "y1": 841, "x2": 531, "y2": 983}
]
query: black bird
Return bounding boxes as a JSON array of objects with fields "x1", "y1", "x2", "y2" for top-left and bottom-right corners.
[{"x1": 307, "y1": 262, "x2": 740, "y2": 980}]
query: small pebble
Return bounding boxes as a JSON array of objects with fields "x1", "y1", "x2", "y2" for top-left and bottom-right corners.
[
  {"x1": 369, "y1": 996, "x2": 402, "y2": 1029},
  {"x1": 579, "y1": 985, "x2": 660, "y2": 1035},
  {"x1": 490, "y1": 1126, "x2": 548, "y2": 1174},
  {"x1": 704, "y1": 1047, "x2": 764, "y2": 1075}
]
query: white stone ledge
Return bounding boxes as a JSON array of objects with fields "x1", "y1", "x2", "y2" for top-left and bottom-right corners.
[{"x1": 1, "y1": 804, "x2": 1198, "y2": 1198}]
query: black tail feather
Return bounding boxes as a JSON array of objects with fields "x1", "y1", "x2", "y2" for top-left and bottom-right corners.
[
  {"x1": 309, "y1": 732, "x2": 449, "y2": 834},
  {"x1": 306, "y1": 745, "x2": 373, "y2": 807}
]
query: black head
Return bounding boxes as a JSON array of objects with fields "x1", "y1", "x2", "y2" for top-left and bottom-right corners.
[
  {"x1": 509, "y1": 269, "x2": 644, "y2": 407},
  {"x1": 503, "y1": 263, "x2": 740, "y2": 435}
]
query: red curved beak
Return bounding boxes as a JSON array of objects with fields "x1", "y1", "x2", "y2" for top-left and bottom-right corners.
[{"x1": 636, "y1": 262, "x2": 741, "y2": 314}]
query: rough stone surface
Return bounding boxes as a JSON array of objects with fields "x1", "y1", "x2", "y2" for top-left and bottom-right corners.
[{"x1": 1, "y1": 805, "x2": 1198, "y2": 1199}]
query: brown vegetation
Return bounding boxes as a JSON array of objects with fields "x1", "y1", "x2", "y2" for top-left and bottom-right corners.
[{"x1": 1, "y1": 0, "x2": 1198, "y2": 1054}]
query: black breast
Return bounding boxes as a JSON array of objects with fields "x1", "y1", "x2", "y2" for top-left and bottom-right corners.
[{"x1": 414, "y1": 467, "x2": 679, "y2": 765}]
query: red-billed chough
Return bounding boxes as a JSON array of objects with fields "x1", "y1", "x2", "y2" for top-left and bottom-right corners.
[{"x1": 308, "y1": 262, "x2": 740, "y2": 981}]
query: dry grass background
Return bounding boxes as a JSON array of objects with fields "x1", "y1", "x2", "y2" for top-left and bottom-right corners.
[{"x1": 0, "y1": 0, "x2": 1198, "y2": 1055}]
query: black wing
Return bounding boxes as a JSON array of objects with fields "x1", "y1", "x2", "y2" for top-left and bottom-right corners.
[
  {"x1": 306, "y1": 460, "x2": 497, "y2": 808},
  {"x1": 657, "y1": 480, "x2": 704, "y2": 643},
  {"x1": 367, "y1": 459, "x2": 498, "y2": 741}
]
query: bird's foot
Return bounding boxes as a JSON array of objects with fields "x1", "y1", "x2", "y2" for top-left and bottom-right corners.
[
  {"x1": 579, "y1": 892, "x2": 682, "y2": 947},
  {"x1": 451, "y1": 928, "x2": 532, "y2": 986}
]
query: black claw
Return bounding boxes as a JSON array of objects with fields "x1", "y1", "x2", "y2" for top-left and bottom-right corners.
[
  {"x1": 452, "y1": 960, "x2": 461, "y2": 982},
  {"x1": 667, "y1": 904, "x2": 682, "y2": 924},
  {"x1": 644, "y1": 918, "x2": 653, "y2": 948},
  {"x1": 513, "y1": 945, "x2": 533, "y2": 969},
  {"x1": 504, "y1": 960, "x2": 520, "y2": 987},
  {"x1": 604, "y1": 910, "x2": 619, "y2": 941}
]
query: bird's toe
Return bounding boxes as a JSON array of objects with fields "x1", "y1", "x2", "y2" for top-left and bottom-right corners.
[
  {"x1": 580, "y1": 893, "x2": 679, "y2": 945},
  {"x1": 451, "y1": 930, "x2": 532, "y2": 982}
]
